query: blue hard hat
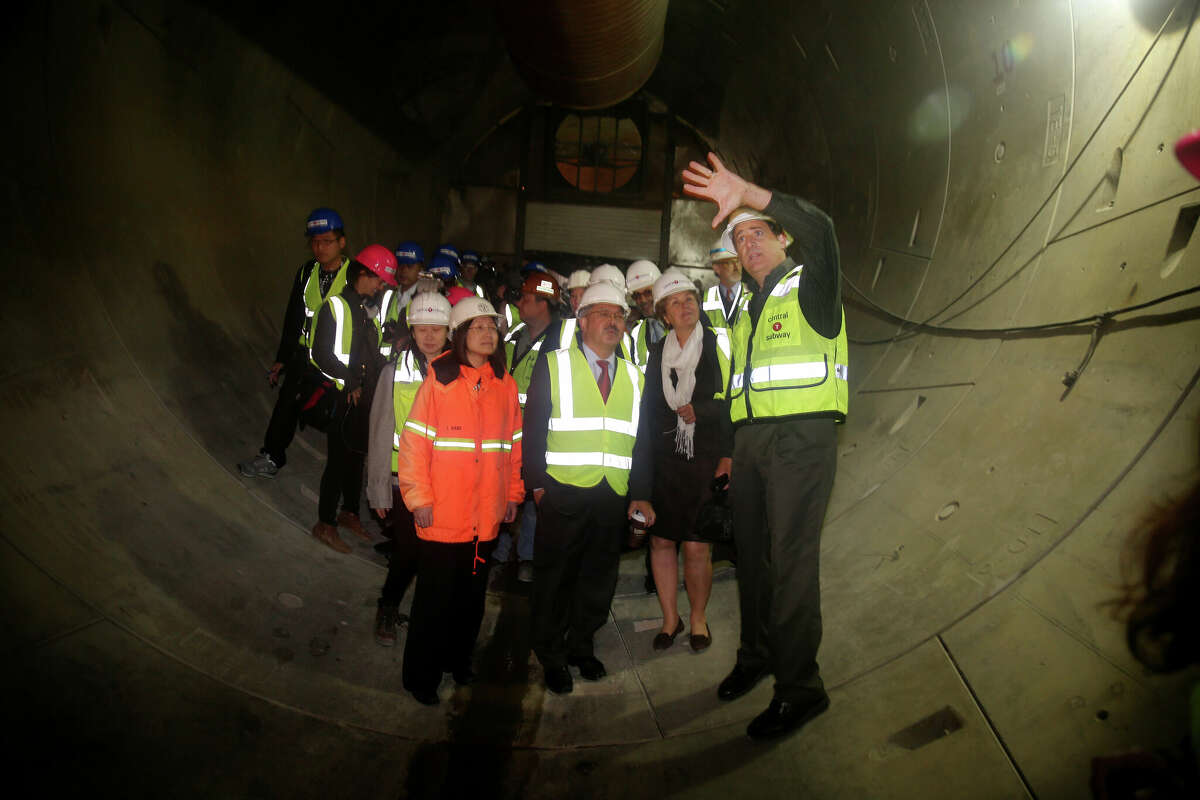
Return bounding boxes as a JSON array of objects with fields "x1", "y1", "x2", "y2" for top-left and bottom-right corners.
[
  {"x1": 394, "y1": 241, "x2": 425, "y2": 265},
  {"x1": 461, "y1": 250, "x2": 481, "y2": 266},
  {"x1": 521, "y1": 260, "x2": 548, "y2": 274},
  {"x1": 305, "y1": 207, "x2": 344, "y2": 236},
  {"x1": 429, "y1": 253, "x2": 459, "y2": 279},
  {"x1": 437, "y1": 243, "x2": 461, "y2": 264}
]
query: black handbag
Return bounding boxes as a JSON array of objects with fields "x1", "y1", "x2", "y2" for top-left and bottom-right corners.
[
  {"x1": 297, "y1": 374, "x2": 338, "y2": 433},
  {"x1": 693, "y1": 474, "x2": 733, "y2": 543}
]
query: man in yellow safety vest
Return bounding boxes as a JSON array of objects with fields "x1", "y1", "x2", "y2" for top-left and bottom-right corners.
[
  {"x1": 683, "y1": 152, "x2": 849, "y2": 742},
  {"x1": 522, "y1": 282, "x2": 656, "y2": 695}
]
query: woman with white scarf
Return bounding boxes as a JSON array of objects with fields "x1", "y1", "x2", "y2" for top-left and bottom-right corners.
[{"x1": 637, "y1": 269, "x2": 733, "y2": 653}]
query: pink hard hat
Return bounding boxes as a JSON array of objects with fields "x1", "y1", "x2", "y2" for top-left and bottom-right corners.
[
  {"x1": 445, "y1": 286, "x2": 475, "y2": 306},
  {"x1": 355, "y1": 244, "x2": 399, "y2": 287}
]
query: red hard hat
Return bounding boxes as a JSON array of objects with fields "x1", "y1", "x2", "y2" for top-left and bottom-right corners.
[
  {"x1": 356, "y1": 244, "x2": 399, "y2": 287},
  {"x1": 1176, "y1": 130, "x2": 1200, "y2": 181},
  {"x1": 445, "y1": 286, "x2": 475, "y2": 306},
  {"x1": 521, "y1": 272, "x2": 559, "y2": 300}
]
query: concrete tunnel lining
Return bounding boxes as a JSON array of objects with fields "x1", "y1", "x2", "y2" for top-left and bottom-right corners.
[{"x1": 4, "y1": 0, "x2": 1200, "y2": 796}]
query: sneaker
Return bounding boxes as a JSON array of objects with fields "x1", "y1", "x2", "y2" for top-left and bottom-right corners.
[
  {"x1": 337, "y1": 511, "x2": 371, "y2": 542},
  {"x1": 517, "y1": 561, "x2": 533, "y2": 583},
  {"x1": 238, "y1": 452, "x2": 278, "y2": 478},
  {"x1": 375, "y1": 604, "x2": 399, "y2": 647}
]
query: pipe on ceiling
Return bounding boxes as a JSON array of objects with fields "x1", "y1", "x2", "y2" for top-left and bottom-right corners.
[{"x1": 497, "y1": 0, "x2": 669, "y2": 109}]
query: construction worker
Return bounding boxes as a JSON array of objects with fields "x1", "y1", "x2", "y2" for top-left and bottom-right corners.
[
  {"x1": 683, "y1": 152, "x2": 848, "y2": 741},
  {"x1": 626, "y1": 260, "x2": 664, "y2": 369},
  {"x1": 428, "y1": 253, "x2": 459, "y2": 293},
  {"x1": 459, "y1": 250, "x2": 486, "y2": 298},
  {"x1": 309, "y1": 245, "x2": 399, "y2": 553},
  {"x1": 703, "y1": 237, "x2": 744, "y2": 329},
  {"x1": 364, "y1": 291, "x2": 452, "y2": 646},
  {"x1": 396, "y1": 297, "x2": 524, "y2": 705},
  {"x1": 373, "y1": 241, "x2": 425, "y2": 360},
  {"x1": 494, "y1": 272, "x2": 577, "y2": 581},
  {"x1": 239, "y1": 207, "x2": 350, "y2": 478},
  {"x1": 522, "y1": 282, "x2": 655, "y2": 695},
  {"x1": 566, "y1": 269, "x2": 590, "y2": 316}
]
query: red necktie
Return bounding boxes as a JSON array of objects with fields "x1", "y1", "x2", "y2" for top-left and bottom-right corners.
[{"x1": 597, "y1": 359, "x2": 611, "y2": 402}]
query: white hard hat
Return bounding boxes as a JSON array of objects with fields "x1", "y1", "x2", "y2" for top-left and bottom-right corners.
[
  {"x1": 578, "y1": 282, "x2": 629, "y2": 314},
  {"x1": 448, "y1": 296, "x2": 502, "y2": 334},
  {"x1": 652, "y1": 268, "x2": 697, "y2": 306},
  {"x1": 724, "y1": 206, "x2": 794, "y2": 247},
  {"x1": 588, "y1": 264, "x2": 626, "y2": 291},
  {"x1": 406, "y1": 292, "x2": 451, "y2": 327},
  {"x1": 709, "y1": 236, "x2": 737, "y2": 264},
  {"x1": 567, "y1": 269, "x2": 591, "y2": 290},
  {"x1": 625, "y1": 259, "x2": 661, "y2": 292}
]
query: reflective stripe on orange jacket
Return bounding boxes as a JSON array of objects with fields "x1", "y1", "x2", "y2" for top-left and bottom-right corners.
[{"x1": 397, "y1": 353, "x2": 524, "y2": 543}]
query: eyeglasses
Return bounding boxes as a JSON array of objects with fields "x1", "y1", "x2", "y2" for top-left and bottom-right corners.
[{"x1": 467, "y1": 322, "x2": 499, "y2": 334}]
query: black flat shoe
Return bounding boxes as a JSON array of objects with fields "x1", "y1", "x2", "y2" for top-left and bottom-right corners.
[
  {"x1": 652, "y1": 618, "x2": 685, "y2": 650},
  {"x1": 544, "y1": 665, "x2": 574, "y2": 695},
  {"x1": 717, "y1": 663, "x2": 767, "y2": 701},
  {"x1": 746, "y1": 693, "x2": 830, "y2": 741},
  {"x1": 689, "y1": 626, "x2": 712, "y2": 653},
  {"x1": 567, "y1": 655, "x2": 607, "y2": 681}
]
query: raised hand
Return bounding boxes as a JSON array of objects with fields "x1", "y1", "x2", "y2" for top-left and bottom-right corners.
[{"x1": 681, "y1": 152, "x2": 771, "y2": 229}]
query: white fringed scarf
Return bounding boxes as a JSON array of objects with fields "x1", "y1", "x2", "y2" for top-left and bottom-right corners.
[{"x1": 660, "y1": 320, "x2": 704, "y2": 459}]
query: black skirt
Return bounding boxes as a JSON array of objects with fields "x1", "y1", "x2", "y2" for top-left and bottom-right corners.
[{"x1": 649, "y1": 429, "x2": 718, "y2": 543}]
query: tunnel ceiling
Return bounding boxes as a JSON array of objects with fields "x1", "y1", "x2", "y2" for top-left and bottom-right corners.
[{"x1": 202, "y1": 0, "x2": 764, "y2": 169}]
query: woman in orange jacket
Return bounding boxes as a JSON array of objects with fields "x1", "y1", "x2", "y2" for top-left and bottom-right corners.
[{"x1": 396, "y1": 297, "x2": 525, "y2": 706}]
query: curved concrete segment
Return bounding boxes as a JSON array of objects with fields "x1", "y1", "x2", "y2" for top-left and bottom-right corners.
[{"x1": 4, "y1": 1, "x2": 1198, "y2": 797}]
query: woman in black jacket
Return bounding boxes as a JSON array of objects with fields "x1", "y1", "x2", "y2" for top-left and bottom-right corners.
[{"x1": 638, "y1": 269, "x2": 733, "y2": 653}]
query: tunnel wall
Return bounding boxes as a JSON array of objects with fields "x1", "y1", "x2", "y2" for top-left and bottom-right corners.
[{"x1": 710, "y1": 0, "x2": 1199, "y2": 794}]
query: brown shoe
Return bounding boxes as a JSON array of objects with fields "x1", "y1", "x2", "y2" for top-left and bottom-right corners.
[
  {"x1": 337, "y1": 511, "x2": 370, "y2": 541},
  {"x1": 312, "y1": 522, "x2": 351, "y2": 554},
  {"x1": 690, "y1": 625, "x2": 712, "y2": 653}
]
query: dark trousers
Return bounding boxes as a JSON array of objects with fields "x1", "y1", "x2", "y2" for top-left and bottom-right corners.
[
  {"x1": 261, "y1": 351, "x2": 313, "y2": 467},
  {"x1": 380, "y1": 487, "x2": 418, "y2": 607},
  {"x1": 530, "y1": 479, "x2": 625, "y2": 669},
  {"x1": 730, "y1": 418, "x2": 837, "y2": 703},
  {"x1": 318, "y1": 399, "x2": 365, "y2": 525},
  {"x1": 402, "y1": 537, "x2": 494, "y2": 694}
]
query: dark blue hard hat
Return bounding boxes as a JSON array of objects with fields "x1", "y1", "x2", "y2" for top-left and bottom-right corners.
[
  {"x1": 305, "y1": 207, "x2": 344, "y2": 236},
  {"x1": 394, "y1": 241, "x2": 425, "y2": 265},
  {"x1": 429, "y1": 253, "x2": 459, "y2": 279}
]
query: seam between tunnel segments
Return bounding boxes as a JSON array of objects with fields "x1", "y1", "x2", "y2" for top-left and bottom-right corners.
[
  {"x1": 936, "y1": 635, "x2": 1038, "y2": 800},
  {"x1": 825, "y1": 363, "x2": 1200, "y2": 698},
  {"x1": 611, "y1": 607, "x2": 667, "y2": 739}
]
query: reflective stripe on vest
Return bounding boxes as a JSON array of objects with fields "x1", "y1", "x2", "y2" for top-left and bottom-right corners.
[
  {"x1": 391, "y1": 349, "x2": 425, "y2": 473},
  {"x1": 299, "y1": 258, "x2": 349, "y2": 348},
  {"x1": 729, "y1": 264, "x2": 849, "y2": 423},
  {"x1": 377, "y1": 289, "x2": 395, "y2": 358},
  {"x1": 629, "y1": 320, "x2": 650, "y2": 371},
  {"x1": 544, "y1": 347, "x2": 643, "y2": 495},
  {"x1": 309, "y1": 294, "x2": 353, "y2": 391}
]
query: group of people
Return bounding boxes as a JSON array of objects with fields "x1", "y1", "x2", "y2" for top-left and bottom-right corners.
[{"x1": 239, "y1": 153, "x2": 849, "y2": 742}]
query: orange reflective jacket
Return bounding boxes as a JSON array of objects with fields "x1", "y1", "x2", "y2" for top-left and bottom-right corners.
[{"x1": 397, "y1": 353, "x2": 524, "y2": 543}]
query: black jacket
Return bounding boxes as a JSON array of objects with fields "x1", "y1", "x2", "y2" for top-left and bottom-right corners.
[{"x1": 311, "y1": 283, "x2": 381, "y2": 395}]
